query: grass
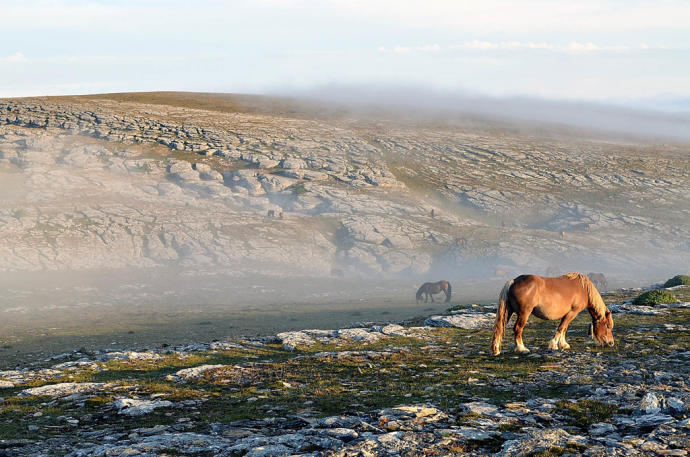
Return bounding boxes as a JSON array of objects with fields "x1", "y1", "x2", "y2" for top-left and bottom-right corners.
[
  {"x1": 554, "y1": 399, "x2": 618, "y2": 430},
  {"x1": 2, "y1": 305, "x2": 688, "y2": 445}
]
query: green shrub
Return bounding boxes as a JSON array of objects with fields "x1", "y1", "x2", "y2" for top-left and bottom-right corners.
[
  {"x1": 633, "y1": 289, "x2": 677, "y2": 306},
  {"x1": 289, "y1": 182, "x2": 307, "y2": 195},
  {"x1": 137, "y1": 162, "x2": 153, "y2": 173},
  {"x1": 12, "y1": 208, "x2": 27, "y2": 219},
  {"x1": 663, "y1": 275, "x2": 690, "y2": 288}
]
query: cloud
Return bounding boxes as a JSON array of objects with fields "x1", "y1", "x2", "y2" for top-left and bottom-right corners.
[
  {"x1": 378, "y1": 41, "x2": 658, "y2": 55},
  {"x1": 329, "y1": 0, "x2": 690, "y2": 32},
  {"x1": 454, "y1": 40, "x2": 554, "y2": 51},
  {"x1": 6, "y1": 52, "x2": 28, "y2": 63},
  {"x1": 379, "y1": 44, "x2": 441, "y2": 53}
]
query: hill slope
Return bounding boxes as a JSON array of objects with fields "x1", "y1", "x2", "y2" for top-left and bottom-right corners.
[{"x1": 0, "y1": 92, "x2": 688, "y2": 279}]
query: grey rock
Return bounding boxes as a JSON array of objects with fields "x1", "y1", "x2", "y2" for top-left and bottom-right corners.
[
  {"x1": 114, "y1": 398, "x2": 174, "y2": 416},
  {"x1": 462, "y1": 401, "x2": 499, "y2": 416},
  {"x1": 167, "y1": 364, "x2": 226, "y2": 382},
  {"x1": 666, "y1": 397, "x2": 687, "y2": 415},
  {"x1": 635, "y1": 413, "x2": 675, "y2": 427},
  {"x1": 20, "y1": 382, "x2": 110, "y2": 398},
  {"x1": 589, "y1": 422, "x2": 616, "y2": 436},
  {"x1": 639, "y1": 392, "x2": 661, "y2": 414},
  {"x1": 425, "y1": 313, "x2": 494, "y2": 329}
]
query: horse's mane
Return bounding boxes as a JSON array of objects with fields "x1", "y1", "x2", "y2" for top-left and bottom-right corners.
[{"x1": 563, "y1": 272, "x2": 607, "y2": 319}]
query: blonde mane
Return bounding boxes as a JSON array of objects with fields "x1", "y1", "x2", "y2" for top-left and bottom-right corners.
[{"x1": 563, "y1": 272, "x2": 607, "y2": 319}]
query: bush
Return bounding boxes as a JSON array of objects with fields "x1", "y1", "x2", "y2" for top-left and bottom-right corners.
[
  {"x1": 633, "y1": 289, "x2": 677, "y2": 306},
  {"x1": 290, "y1": 182, "x2": 307, "y2": 195},
  {"x1": 663, "y1": 275, "x2": 690, "y2": 288}
]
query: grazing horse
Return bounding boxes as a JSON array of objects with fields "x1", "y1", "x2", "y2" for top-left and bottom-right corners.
[
  {"x1": 491, "y1": 272, "x2": 614, "y2": 355},
  {"x1": 587, "y1": 272, "x2": 608, "y2": 293},
  {"x1": 416, "y1": 280, "x2": 452, "y2": 304}
]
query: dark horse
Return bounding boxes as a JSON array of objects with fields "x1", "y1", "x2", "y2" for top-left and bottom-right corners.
[
  {"x1": 491, "y1": 272, "x2": 614, "y2": 355},
  {"x1": 416, "y1": 280, "x2": 452, "y2": 304}
]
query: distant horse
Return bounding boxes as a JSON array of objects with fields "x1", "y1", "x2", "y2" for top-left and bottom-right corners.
[
  {"x1": 587, "y1": 272, "x2": 608, "y2": 293},
  {"x1": 491, "y1": 272, "x2": 614, "y2": 355},
  {"x1": 416, "y1": 280, "x2": 452, "y2": 304},
  {"x1": 545, "y1": 266, "x2": 561, "y2": 277}
]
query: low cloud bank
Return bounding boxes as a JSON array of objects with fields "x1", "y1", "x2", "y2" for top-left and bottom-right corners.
[{"x1": 282, "y1": 85, "x2": 690, "y2": 141}]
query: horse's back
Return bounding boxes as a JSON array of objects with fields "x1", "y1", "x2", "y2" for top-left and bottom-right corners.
[{"x1": 510, "y1": 274, "x2": 587, "y2": 320}]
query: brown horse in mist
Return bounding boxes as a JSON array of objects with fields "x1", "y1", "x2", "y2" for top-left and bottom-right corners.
[
  {"x1": 416, "y1": 280, "x2": 452, "y2": 304},
  {"x1": 491, "y1": 272, "x2": 614, "y2": 355},
  {"x1": 587, "y1": 272, "x2": 608, "y2": 292}
]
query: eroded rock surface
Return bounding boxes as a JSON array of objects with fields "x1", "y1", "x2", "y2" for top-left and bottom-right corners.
[{"x1": 1, "y1": 96, "x2": 688, "y2": 278}]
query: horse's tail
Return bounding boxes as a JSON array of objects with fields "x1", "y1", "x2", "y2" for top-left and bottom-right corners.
[
  {"x1": 491, "y1": 279, "x2": 514, "y2": 356},
  {"x1": 445, "y1": 282, "x2": 452, "y2": 303}
]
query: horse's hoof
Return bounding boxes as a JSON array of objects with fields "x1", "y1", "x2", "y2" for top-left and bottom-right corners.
[{"x1": 515, "y1": 347, "x2": 531, "y2": 354}]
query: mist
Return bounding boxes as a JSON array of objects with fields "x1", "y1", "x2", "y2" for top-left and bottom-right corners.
[
  {"x1": 276, "y1": 84, "x2": 690, "y2": 142},
  {"x1": 1, "y1": 92, "x2": 688, "y2": 365}
]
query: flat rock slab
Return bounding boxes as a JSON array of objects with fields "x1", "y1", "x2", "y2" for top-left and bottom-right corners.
[
  {"x1": 97, "y1": 351, "x2": 162, "y2": 362},
  {"x1": 425, "y1": 313, "x2": 494, "y2": 329},
  {"x1": 499, "y1": 428, "x2": 587, "y2": 457},
  {"x1": 114, "y1": 398, "x2": 174, "y2": 416},
  {"x1": 463, "y1": 401, "x2": 500, "y2": 416},
  {"x1": 167, "y1": 364, "x2": 227, "y2": 382},
  {"x1": 20, "y1": 382, "x2": 111, "y2": 397}
]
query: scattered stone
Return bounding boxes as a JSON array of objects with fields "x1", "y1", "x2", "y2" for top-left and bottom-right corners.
[
  {"x1": 114, "y1": 398, "x2": 174, "y2": 416},
  {"x1": 638, "y1": 392, "x2": 661, "y2": 414}
]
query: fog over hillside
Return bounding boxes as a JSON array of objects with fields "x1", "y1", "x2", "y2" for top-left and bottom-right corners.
[
  {"x1": 0, "y1": 92, "x2": 688, "y2": 356},
  {"x1": 283, "y1": 85, "x2": 690, "y2": 141}
]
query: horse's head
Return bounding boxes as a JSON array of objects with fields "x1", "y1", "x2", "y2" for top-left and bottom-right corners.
[
  {"x1": 415, "y1": 292, "x2": 423, "y2": 304},
  {"x1": 589, "y1": 309, "x2": 614, "y2": 347}
]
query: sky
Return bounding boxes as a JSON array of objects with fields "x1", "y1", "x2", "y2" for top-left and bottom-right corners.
[{"x1": 1, "y1": 0, "x2": 690, "y2": 109}]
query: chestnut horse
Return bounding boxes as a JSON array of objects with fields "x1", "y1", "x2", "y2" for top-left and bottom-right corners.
[
  {"x1": 491, "y1": 272, "x2": 614, "y2": 355},
  {"x1": 416, "y1": 280, "x2": 452, "y2": 304}
]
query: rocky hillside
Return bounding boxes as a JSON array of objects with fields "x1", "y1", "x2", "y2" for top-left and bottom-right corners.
[
  {"x1": 0, "y1": 284, "x2": 688, "y2": 456},
  {"x1": 0, "y1": 93, "x2": 688, "y2": 278}
]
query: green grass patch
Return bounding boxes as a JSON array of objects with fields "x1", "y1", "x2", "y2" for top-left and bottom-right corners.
[
  {"x1": 664, "y1": 275, "x2": 690, "y2": 288},
  {"x1": 289, "y1": 182, "x2": 307, "y2": 195},
  {"x1": 555, "y1": 399, "x2": 617, "y2": 429},
  {"x1": 633, "y1": 289, "x2": 677, "y2": 306}
]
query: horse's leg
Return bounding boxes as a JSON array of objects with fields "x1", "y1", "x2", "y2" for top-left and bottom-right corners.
[
  {"x1": 514, "y1": 311, "x2": 531, "y2": 354},
  {"x1": 556, "y1": 311, "x2": 579, "y2": 350},
  {"x1": 430, "y1": 293, "x2": 435, "y2": 303},
  {"x1": 425, "y1": 292, "x2": 429, "y2": 303}
]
